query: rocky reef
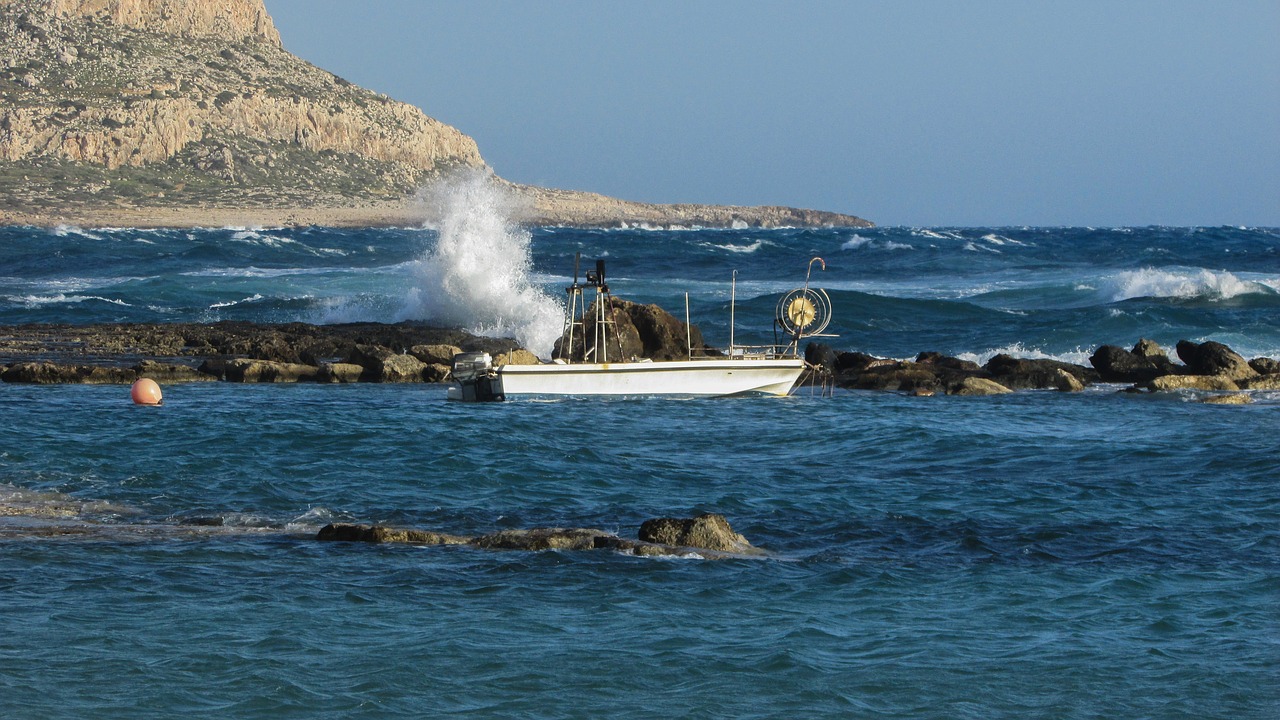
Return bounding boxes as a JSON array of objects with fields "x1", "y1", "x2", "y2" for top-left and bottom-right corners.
[
  {"x1": 2, "y1": 306, "x2": 1276, "y2": 408},
  {"x1": 809, "y1": 337, "x2": 1279, "y2": 404},
  {"x1": 0, "y1": 0, "x2": 871, "y2": 228},
  {"x1": 318, "y1": 512, "x2": 764, "y2": 559}
]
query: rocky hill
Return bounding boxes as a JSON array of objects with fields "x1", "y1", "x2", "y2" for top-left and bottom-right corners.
[{"x1": 0, "y1": 0, "x2": 872, "y2": 228}]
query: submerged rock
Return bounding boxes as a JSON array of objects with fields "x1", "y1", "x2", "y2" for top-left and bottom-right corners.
[
  {"x1": 1201, "y1": 394, "x2": 1252, "y2": 405},
  {"x1": 316, "y1": 523, "x2": 470, "y2": 545},
  {"x1": 1148, "y1": 375, "x2": 1240, "y2": 392},
  {"x1": 316, "y1": 514, "x2": 765, "y2": 559},
  {"x1": 638, "y1": 513, "x2": 762, "y2": 555},
  {"x1": 471, "y1": 528, "x2": 608, "y2": 551}
]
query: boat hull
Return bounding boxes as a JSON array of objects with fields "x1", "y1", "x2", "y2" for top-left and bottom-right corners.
[{"x1": 495, "y1": 358, "x2": 805, "y2": 398}]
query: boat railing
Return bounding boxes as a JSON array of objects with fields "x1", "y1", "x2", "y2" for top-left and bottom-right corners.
[{"x1": 712, "y1": 344, "x2": 800, "y2": 360}]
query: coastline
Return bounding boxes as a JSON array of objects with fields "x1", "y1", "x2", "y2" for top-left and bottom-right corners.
[{"x1": 0, "y1": 183, "x2": 873, "y2": 230}]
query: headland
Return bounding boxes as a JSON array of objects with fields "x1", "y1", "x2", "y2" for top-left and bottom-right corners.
[{"x1": 0, "y1": 0, "x2": 872, "y2": 229}]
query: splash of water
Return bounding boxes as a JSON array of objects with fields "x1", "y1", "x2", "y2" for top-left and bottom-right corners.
[{"x1": 398, "y1": 171, "x2": 563, "y2": 356}]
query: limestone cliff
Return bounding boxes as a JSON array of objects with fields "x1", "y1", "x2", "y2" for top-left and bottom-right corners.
[
  {"x1": 41, "y1": 0, "x2": 281, "y2": 45},
  {"x1": 0, "y1": 0, "x2": 872, "y2": 228}
]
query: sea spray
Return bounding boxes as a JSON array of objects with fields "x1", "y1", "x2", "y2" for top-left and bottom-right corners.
[{"x1": 399, "y1": 171, "x2": 563, "y2": 356}]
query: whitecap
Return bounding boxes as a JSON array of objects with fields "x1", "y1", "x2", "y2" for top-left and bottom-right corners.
[
  {"x1": 1101, "y1": 267, "x2": 1272, "y2": 302},
  {"x1": 954, "y1": 343, "x2": 1094, "y2": 366},
  {"x1": 209, "y1": 294, "x2": 264, "y2": 309},
  {"x1": 8, "y1": 293, "x2": 131, "y2": 307},
  {"x1": 963, "y1": 242, "x2": 1001, "y2": 254},
  {"x1": 708, "y1": 240, "x2": 763, "y2": 254}
]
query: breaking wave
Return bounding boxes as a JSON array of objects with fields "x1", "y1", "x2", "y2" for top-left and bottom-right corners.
[
  {"x1": 397, "y1": 171, "x2": 563, "y2": 356},
  {"x1": 1101, "y1": 267, "x2": 1276, "y2": 303}
]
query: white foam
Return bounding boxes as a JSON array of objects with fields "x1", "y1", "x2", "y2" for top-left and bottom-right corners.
[
  {"x1": 8, "y1": 293, "x2": 131, "y2": 307},
  {"x1": 842, "y1": 234, "x2": 913, "y2": 251},
  {"x1": 1101, "y1": 267, "x2": 1271, "y2": 302},
  {"x1": 398, "y1": 171, "x2": 563, "y2": 356},
  {"x1": 209, "y1": 294, "x2": 264, "y2": 309},
  {"x1": 963, "y1": 242, "x2": 1001, "y2": 254},
  {"x1": 955, "y1": 343, "x2": 1094, "y2": 366},
  {"x1": 708, "y1": 240, "x2": 763, "y2": 254}
]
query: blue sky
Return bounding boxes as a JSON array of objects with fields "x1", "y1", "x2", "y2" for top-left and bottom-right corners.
[{"x1": 266, "y1": 1, "x2": 1278, "y2": 227}]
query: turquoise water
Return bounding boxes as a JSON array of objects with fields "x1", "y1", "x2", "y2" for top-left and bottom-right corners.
[{"x1": 1, "y1": 225, "x2": 1279, "y2": 717}]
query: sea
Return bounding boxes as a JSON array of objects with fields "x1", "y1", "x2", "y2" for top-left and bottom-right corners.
[{"x1": 1, "y1": 189, "x2": 1277, "y2": 717}]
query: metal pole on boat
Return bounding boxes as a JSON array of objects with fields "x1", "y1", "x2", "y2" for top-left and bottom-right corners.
[
  {"x1": 730, "y1": 270, "x2": 736, "y2": 352},
  {"x1": 685, "y1": 292, "x2": 692, "y2": 360}
]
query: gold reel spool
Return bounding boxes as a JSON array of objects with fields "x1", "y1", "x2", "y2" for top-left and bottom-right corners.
[{"x1": 776, "y1": 287, "x2": 832, "y2": 337}]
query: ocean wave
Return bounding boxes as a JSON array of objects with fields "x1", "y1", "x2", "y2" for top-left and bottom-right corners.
[
  {"x1": 7, "y1": 293, "x2": 132, "y2": 307},
  {"x1": 980, "y1": 233, "x2": 1030, "y2": 247},
  {"x1": 705, "y1": 240, "x2": 764, "y2": 254},
  {"x1": 841, "y1": 234, "x2": 913, "y2": 251},
  {"x1": 963, "y1": 241, "x2": 1001, "y2": 254},
  {"x1": 1102, "y1": 268, "x2": 1275, "y2": 302},
  {"x1": 954, "y1": 343, "x2": 1096, "y2": 367},
  {"x1": 208, "y1": 293, "x2": 265, "y2": 309},
  {"x1": 49, "y1": 224, "x2": 105, "y2": 241}
]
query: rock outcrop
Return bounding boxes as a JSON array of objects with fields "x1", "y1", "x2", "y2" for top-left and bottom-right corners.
[
  {"x1": 553, "y1": 296, "x2": 709, "y2": 362},
  {"x1": 316, "y1": 514, "x2": 764, "y2": 559},
  {"x1": 41, "y1": 0, "x2": 281, "y2": 44}
]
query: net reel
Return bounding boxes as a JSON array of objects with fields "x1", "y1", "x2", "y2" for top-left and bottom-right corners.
[{"x1": 775, "y1": 257, "x2": 832, "y2": 339}]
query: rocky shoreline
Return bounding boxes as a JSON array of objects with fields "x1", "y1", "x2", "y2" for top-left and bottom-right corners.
[
  {"x1": 1, "y1": 318, "x2": 1276, "y2": 404},
  {"x1": 806, "y1": 337, "x2": 1279, "y2": 403}
]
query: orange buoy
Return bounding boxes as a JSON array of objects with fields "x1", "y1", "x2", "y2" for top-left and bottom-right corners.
[{"x1": 131, "y1": 378, "x2": 163, "y2": 405}]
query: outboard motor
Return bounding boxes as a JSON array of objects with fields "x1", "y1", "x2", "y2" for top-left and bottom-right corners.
[{"x1": 448, "y1": 352, "x2": 505, "y2": 401}]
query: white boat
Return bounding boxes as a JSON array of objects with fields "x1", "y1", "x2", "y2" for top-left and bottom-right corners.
[{"x1": 448, "y1": 257, "x2": 833, "y2": 401}]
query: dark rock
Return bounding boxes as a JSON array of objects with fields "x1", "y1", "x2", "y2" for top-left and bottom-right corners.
[
  {"x1": 553, "y1": 297, "x2": 705, "y2": 361},
  {"x1": 839, "y1": 360, "x2": 941, "y2": 393},
  {"x1": 834, "y1": 351, "x2": 879, "y2": 374},
  {"x1": 1175, "y1": 340, "x2": 1256, "y2": 380},
  {"x1": 471, "y1": 528, "x2": 611, "y2": 551},
  {"x1": 1089, "y1": 345, "x2": 1176, "y2": 383},
  {"x1": 804, "y1": 342, "x2": 838, "y2": 372},
  {"x1": 985, "y1": 354, "x2": 1098, "y2": 390},
  {"x1": 638, "y1": 513, "x2": 761, "y2": 555},
  {"x1": 1250, "y1": 357, "x2": 1280, "y2": 375},
  {"x1": 916, "y1": 351, "x2": 984, "y2": 374}
]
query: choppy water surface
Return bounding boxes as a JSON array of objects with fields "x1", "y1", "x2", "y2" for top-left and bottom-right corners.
[{"x1": 1, "y1": 222, "x2": 1278, "y2": 718}]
